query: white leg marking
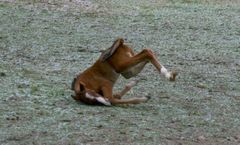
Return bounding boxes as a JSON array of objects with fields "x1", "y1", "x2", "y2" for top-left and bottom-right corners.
[
  {"x1": 96, "y1": 97, "x2": 111, "y2": 106},
  {"x1": 86, "y1": 93, "x2": 95, "y2": 99},
  {"x1": 160, "y1": 66, "x2": 171, "y2": 79},
  {"x1": 86, "y1": 93, "x2": 111, "y2": 106}
]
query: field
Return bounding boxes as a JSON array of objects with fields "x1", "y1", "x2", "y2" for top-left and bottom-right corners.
[{"x1": 0, "y1": 0, "x2": 240, "y2": 144}]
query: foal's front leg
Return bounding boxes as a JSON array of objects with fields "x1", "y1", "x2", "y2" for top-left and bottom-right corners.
[
  {"x1": 102, "y1": 81, "x2": 149, "y2": 105},
  {"x1": 114, "y1": 80, "x2": 139, "y2": 99}
]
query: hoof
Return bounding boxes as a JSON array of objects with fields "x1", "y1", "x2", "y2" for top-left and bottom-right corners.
[
  {"x1": 169, "y1": 71, "x2": 178, "y2": 81},
  {"x1": 145, "y1": 95, "x2": 151, "y2": 100}
]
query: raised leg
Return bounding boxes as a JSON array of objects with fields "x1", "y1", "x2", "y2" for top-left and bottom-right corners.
[{"x1": 116, "y1": 49, "x2": 177, "y2": 81}]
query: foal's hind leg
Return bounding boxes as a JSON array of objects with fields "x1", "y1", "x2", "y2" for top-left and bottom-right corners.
[
  {"x1": 114, "y1": 80, "x2": 139, "y2": 99},
  {"x1": 116, "y1": 49, "x2": 177, "y2": 81}
]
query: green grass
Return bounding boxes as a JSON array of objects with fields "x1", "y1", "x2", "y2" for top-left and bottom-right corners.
[{"x1": 1, "y1": 0, "x2": 240, "y2": 144}]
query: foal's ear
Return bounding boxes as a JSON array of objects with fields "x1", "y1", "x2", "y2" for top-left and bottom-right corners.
[
  {"x1": 110, "y1": 38, "x2": 124, "y2": 54},
  {"x1": 100, "y1": 38, "x2": 124, "y2": 61},
  {"x1": 71, "y1": 77, "x2": 76, "y2": 90}
]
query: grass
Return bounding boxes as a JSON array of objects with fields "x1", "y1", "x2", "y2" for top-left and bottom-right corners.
[{"x1": 0, "y1": 0, "x2": 240, "y2": 144}]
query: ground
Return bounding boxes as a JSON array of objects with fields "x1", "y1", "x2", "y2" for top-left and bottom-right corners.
[{"x1": 0, "y1": 0, "x2": 240, "y2": 144}]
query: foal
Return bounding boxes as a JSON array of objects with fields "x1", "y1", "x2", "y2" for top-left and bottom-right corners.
[{"x1": 71, "y1": 38, "x2": 177, "y2": 106}]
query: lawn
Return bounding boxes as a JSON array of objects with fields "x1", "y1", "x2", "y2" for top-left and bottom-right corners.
[{"x1": 0, "y1": 0, "x2": 240, "y2": 144}]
